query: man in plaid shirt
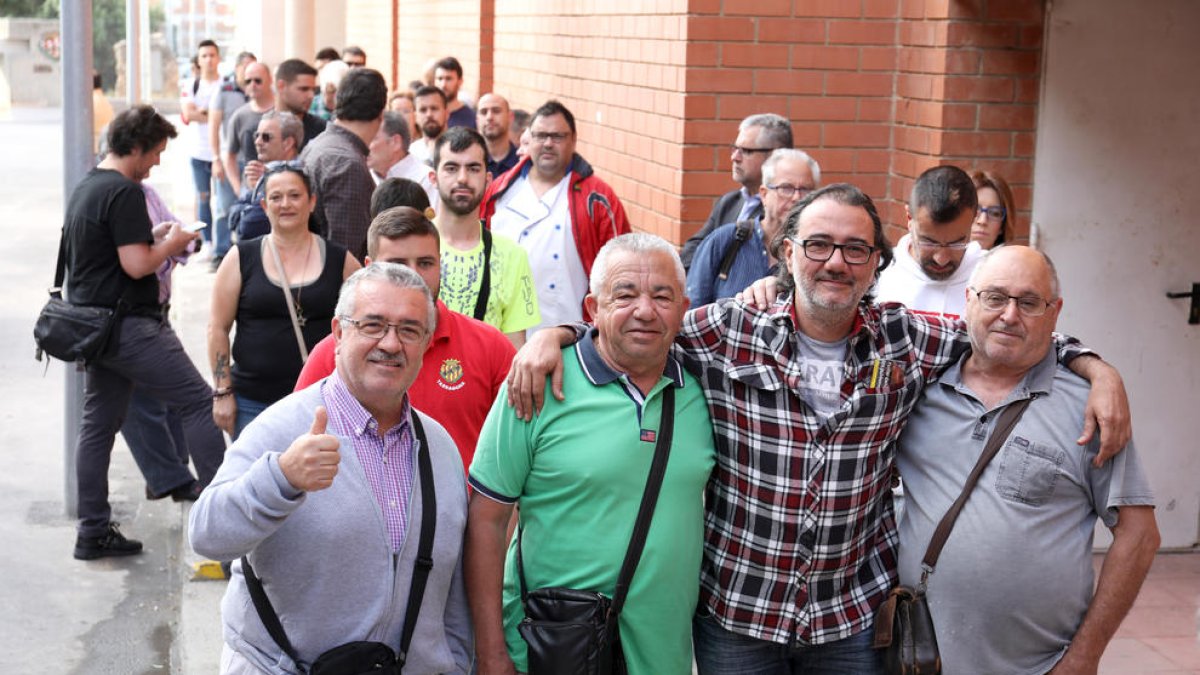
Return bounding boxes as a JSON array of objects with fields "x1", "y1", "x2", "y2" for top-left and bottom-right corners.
[{"x1": 508, "y1": 183, "x2": 1130, "y2": 673}]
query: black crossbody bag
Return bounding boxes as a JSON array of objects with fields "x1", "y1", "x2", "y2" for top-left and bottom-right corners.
[
  {"x1": 873, "y1": 399, "x2": 1031, "y2": 674},
  {"x1": 242, "y1": 415, "x2": 436, "y2": 675},
  {"x1": 34, "y1": 231, "x2": 128, "y2": 365},
  {"x1": 516, "y1": 387, "x2": 675, "y2": 675}
]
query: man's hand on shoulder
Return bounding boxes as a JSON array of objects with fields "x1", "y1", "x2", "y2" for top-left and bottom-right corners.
[
  {"x1": 1072, "y1": 356, "x2": 1132, "y2": 466},
  {"x1": 278, "y1": 406, "x2": 341, "y2": 491},
  {"x1": 505, "y1": 326, "x2": 575, "y2": 421},
  {"x1": 736, "y1": 275, "x2": 779, "y2": 310}
]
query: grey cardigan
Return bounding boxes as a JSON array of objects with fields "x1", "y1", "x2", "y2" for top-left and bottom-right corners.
[{"x1": 189, "y1": 384, "x2": 472, "y2": 674}]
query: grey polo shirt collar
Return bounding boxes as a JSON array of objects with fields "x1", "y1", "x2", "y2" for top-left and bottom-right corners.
[
  {"x1": 939, "y1": 344, "x2": 1058, "y2": 407},
  {"x1": 575, "y1": 326, "x2": 686, "y2": 389}
]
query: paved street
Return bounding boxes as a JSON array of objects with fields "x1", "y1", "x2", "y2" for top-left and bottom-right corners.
[{"x1": 0, "y1": 105, "x2": 1197, "y2": 673}]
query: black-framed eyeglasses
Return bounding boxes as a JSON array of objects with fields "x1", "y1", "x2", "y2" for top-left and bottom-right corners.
[
  {"x1": 339, "y1": 317, "x2": 427, "y2": 344},
  {"x1": 766, "y1": 183, "x2": 814, "y2": 199},
  {"x1": 793, "y1": 238, "x2": 876, "y2": 265},
  {"x1": 977, "y1": 206, "x2": 1007, "y2": 222},
  {"x1": 254, "y1": 131, "x2": 273, "y2": 142},
  {"x1": 731, "y1": 145, "x2": 776, "y2": 156},
  {"x1": 245, "y1": 77, "x2": 265, "y2": 85},
  {"x1": 530, "y1": 131, "x2": 570, "y2": 144},
  {"x1": 969, "y1": 288, "x2": 1055, "y2": 316}
]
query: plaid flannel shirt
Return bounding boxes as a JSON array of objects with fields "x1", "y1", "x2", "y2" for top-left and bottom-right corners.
[{"x1": 675, "y1": 295, "x2": 1087, "y2": 646}]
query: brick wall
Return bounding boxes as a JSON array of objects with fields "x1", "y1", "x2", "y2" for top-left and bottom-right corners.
[
  {"x1": 344, "y1": 0, "x2": 1045, "y2": 246},
  {"x1": 344, "y1": 1, "x2": 396, "y2": 88}
]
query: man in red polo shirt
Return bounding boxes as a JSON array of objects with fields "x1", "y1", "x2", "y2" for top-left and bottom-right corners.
[{"x1": 296, "y1": 206, "x2": 514, "y2": 465}]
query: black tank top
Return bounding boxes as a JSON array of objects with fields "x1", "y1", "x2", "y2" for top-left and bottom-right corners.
[{"x1": 231, "y1": 236, "x2": 345, "y2": 403}]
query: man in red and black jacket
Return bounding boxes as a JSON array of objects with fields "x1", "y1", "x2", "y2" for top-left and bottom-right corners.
[{"x1": 480, "y1": 100, "x2": 630, "y2": 334}]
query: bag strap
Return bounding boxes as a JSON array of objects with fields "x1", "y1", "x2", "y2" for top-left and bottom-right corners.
[
  {"x1": 918, "y1": 397, "x2": 1032, "y2": 586},
  {"x1": 717, "y1": 219, "x2": 754, "y2": 281},
  {"x1": 516, "y1": 386, "x2": 676, "y2": 616},
  {"x1": 240, "y1": 410, "x2": 437, "y2": 671},
  {"x1": 471, "y1": 225, "x2": 493, "y2": 322},
  {"x1": 264, "y1": 236, "x2": 310, "y2": 362},
  {"x1": 397, "y1": 412, "x2": 436, "y2": 667}
]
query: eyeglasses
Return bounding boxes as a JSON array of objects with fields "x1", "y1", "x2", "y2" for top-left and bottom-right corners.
[
  {"x1": 970, "y1": 288, "x2": 1055, "y2": 316},
  {"x1": 254, "y1": 131, "x2": 273, "y2": 142},
  {"x1": 977, "y1": 206, "x2": 1007, "y2": 222},
  {"x1": 345, "y1": 60, "x2": 365, "y2": 68},
  {"x1": 792, "y1": 238, "x2": 876, "y2": 265},
  {"x1": 766, "y1": 183, "x2": 814, "y2": 199},
  {"x1": 245, "y1": 77, "x2": 265, "y2": 85},
  {"x1": 339, "y1": 317, "x2": 427, "y2": 344},
  {"x1": 731, "y1": 145, "x2": 776, "y2": 157},
  {"x1": 531, "y1": 131, "x2": 570, "y2": 144},
  {"x1": 914, "y1": 238, "x2": 971, "y2": 251}
]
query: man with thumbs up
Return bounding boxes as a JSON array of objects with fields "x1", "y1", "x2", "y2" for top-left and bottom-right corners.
[{"x1": 189, "y1": 263, "x2": 472, "y2": 674}]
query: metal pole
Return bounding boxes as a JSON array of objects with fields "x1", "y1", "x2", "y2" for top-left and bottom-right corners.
[
  {"x1": 126, "y1": 0, "x2": 142, "y2": 104},
  {"x1": 60, "y1": 0, "x2": 95, "y2": 519},
  {"x1": 139, "y1": 0, "x2": 151, "y2": 102}
]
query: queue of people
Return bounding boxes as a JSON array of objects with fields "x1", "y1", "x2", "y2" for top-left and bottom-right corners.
[{"x1": 52, "y1": 37, "x2": 1159, "y2": 675}]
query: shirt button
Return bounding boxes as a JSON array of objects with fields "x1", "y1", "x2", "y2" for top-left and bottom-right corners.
[
  {"x1": 549, "y1": 283, "x2": 556, "y2": 290},
  {"x1": 553, "y1": 253, "x2": 559, "y2": 260}
]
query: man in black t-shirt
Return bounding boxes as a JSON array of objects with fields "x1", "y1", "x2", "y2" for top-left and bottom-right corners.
[{"x1": 65, "y1": 106, "x2": 227, "y2": 561}]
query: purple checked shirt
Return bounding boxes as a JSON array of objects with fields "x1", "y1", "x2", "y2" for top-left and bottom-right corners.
[{"x1": 321, "y1": 372, "x2": 416, "y2": 552}]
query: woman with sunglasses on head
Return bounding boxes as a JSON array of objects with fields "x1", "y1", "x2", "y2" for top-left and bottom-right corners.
[
  {"x1": 209, "y1": 164, "x2": 361, "y2": 437},
  {"x1": 971, "y1": 170, "x2": 1017, "y2": 249}
]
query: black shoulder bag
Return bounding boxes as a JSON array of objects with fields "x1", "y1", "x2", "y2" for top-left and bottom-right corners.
[
  {"x1": 34, "y1": 230, "x2": 127, "y2": 365},
  {"x1": 873, "y1": 398, "x2": 1031, "y2": 675},
  {"x1": 472, "y1": 226, "x2": 493, "y2": 322},
  {"x1": 516, "y1": 387, "x2": 676, "y2": 675},
  {"x1": 241, "y1": 414, "x2": 437, "y2": 675},
  {"x1": 716, "y1": 218, "x2": 755, "y2": 281}
]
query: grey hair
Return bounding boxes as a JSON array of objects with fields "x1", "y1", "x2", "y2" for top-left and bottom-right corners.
[
  {"x1": 739, "y1": 113, "x2": 793, "y2": 150},
  {"x1": 380, "y1": 110, "x2": 412, "y2": 147},
  {"x1": 589, "y1": 233, "x2": 685, "y2": 296},
  {"x1": 968, "y1": 245, "x2": 1061, "y2": 300},
  {"x1": 261, "y1": 110, "x2": 303, "y2": 151},
  {"x1": 335, "y1": 262, "x2": 438, "y2": 335},
  {"x1": 762, "y1": 148, "x2": 822, "y2": 188}
]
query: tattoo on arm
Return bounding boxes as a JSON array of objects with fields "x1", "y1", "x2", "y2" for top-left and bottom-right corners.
[{"x1": 214, "y1": 353, "x2": 230, "y2": 383}]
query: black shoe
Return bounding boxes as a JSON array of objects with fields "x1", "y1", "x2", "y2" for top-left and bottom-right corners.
[
  {"x1": 146, "y1": 480, "x2": 201, "y2": 502},
  {"x1": 74, "y1": 522, "x2": 143, "y2": 560}
]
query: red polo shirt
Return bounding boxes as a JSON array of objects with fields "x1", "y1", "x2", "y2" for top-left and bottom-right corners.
[{"x1": 295, "y1": 299, "x2": 515, "y2": 467}]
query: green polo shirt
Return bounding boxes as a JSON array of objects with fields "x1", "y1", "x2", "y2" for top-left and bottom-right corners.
[{"x1": 469, "y1": 330, "x2": 716, "y2": 674}]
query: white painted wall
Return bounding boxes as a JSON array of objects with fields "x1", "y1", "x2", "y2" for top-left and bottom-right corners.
[{"x1": 1034, "y1": 0, "x2": 1200, "y2": 548}]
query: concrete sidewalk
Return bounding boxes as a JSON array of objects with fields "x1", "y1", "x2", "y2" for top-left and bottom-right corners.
[{"x1": 1, "y1": 105, "x2": 1197, "y2": 673}]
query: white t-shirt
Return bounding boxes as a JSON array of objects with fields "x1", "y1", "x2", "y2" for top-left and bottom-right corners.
[
  {"x1": 489, "y1": 173, "x2": 586, "y2": 336},
  {"x1": 873, "y1": 233, "x2": 984, "y2": 320},
  {"x1": 190, "y1": 76, "x2": 221, "y2": 161},
  {"x1": 385, "y1": 154, "x2": 439, "y2": 209}
]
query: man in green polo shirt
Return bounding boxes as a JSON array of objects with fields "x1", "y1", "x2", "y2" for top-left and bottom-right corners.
[{"x1": 465, "y1": 233, "x2": 716, "y2": 675}]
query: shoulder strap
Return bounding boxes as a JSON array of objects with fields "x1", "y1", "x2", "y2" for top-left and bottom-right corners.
[
  {"x1": 516, "y1": 386, "x2": 676, "y2": 616},
  {"x1": 717, "y1": 219, "x2": 755, "y2": 281},
  {"x1": 397, "y1": 412, "x2": 436, "y2": 666},
  {"x1": 264, "y1": 236, "x2": 310, "y2": 362},
  {"x1": 240, "y1": 412, "x2": 438, "y2": 671},
  {"x1": 471, "y1": 225, "x2": 493, "y2": 322},
  {"x1": 53, "y1": 229, "x2": 67, "y2": 293},
  {"x1": 919, "y1": 397, "x2": 1032, "y2": 583}
]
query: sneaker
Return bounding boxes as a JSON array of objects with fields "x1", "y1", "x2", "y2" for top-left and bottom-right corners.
[{"x1": 74, "y1": 522, "x2": 143, "y2": 560}]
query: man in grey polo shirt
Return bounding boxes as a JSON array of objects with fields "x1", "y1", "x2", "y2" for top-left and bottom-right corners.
[{"x1": 895, "y1": 245, "x2": 1159, "y2": 674}]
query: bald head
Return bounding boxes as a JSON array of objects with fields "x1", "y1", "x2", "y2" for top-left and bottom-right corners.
[
  {"x1": 476, "y1": 93, "x2": 512, "y2": 143},
  {"x1": 965, "y1": 246, "x2": 1064, "y2": 375},
  {"x1": 243, "y1": 62, "x2": 273, "y2": 104}
]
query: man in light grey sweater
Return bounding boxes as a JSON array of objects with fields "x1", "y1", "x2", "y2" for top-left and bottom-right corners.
[{"x1": 190, "y1": 263, "x2": 472, "y2": 674}]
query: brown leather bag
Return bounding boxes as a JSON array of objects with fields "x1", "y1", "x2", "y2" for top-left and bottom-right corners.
[{"x1": 873, "y1": 399, "x2": 1031, "y2": 675}]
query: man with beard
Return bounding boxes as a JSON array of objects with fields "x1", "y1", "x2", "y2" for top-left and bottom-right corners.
[
  {"x1": 432, "y1": 127, "x2": 539, "y2": 346},
  {"x1": 875, "y1": 165, "x2": 984, "y2": 319},
  {"x1": 476, "y1": 93, "x2": 519, "y2": 178},
  {"x1": 436, "y1": 56, "x2": 476, "y2": 130},
  {"x1": 408, "y1": 85, "x2": 448, "y2": 167}
]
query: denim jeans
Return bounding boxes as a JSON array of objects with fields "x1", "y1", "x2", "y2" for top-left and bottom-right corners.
[
  {"x1": 233, "y1": 394, "x2": 270, "y2": 439},
  {"x1": 120, "y1": 387, "x2": 195, "y2": 496},
  {"x1": 693, "y1": 611, "x2": 883, "y2": 675},
  {"x1": 212, "y1": 172, "x2": 236, "y2": 257},
  {"x1": 190, "y1": 157, "x2": 214, "y2": 242},
  {"x1": 77, "y1": 316, "x2": 226, "y2": 537}
]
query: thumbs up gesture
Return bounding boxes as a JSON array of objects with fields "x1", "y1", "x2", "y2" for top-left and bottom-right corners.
[{"x1": 279, "y1": 406, "x2": 341, "y2": 492}]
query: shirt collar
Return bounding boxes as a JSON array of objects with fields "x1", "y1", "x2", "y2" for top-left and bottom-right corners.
[
  {"x1": 576, "y1": 326, "x2": 685, "y2": 388},
  {"x1": 430, "y1": 299, "x2": 452, "y2": 345},
  {"x1": 940, "y1": 343, "x2": 1058, "y2": 399},
  {"x1": 322, "y1": 369, "x2": 412, "y2": 439},
  {"x1": 328, "y1": 122, "x2": 370, "y2": 157}
]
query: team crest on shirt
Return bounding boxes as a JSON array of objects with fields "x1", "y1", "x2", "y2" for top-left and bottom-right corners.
[{"x1": 438, "y1": 359, "x2": 465, "y2": 391}]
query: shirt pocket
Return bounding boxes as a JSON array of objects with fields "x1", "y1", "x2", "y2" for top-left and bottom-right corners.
[{"x1": 994, "y1": 436, "x2": 1064, "y2": 506}]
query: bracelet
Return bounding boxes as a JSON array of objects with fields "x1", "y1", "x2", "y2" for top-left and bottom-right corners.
[{"x1": 213, "y1": 387, "x2": 234, "y2": 400}]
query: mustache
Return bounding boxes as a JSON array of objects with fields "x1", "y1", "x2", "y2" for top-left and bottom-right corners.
[
  {"x1": 815, "y1": 271, "x2": 853, "y2": 283},
  {"x1": 367, "y1": 349, "x2": 407, "y2": 367}
]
